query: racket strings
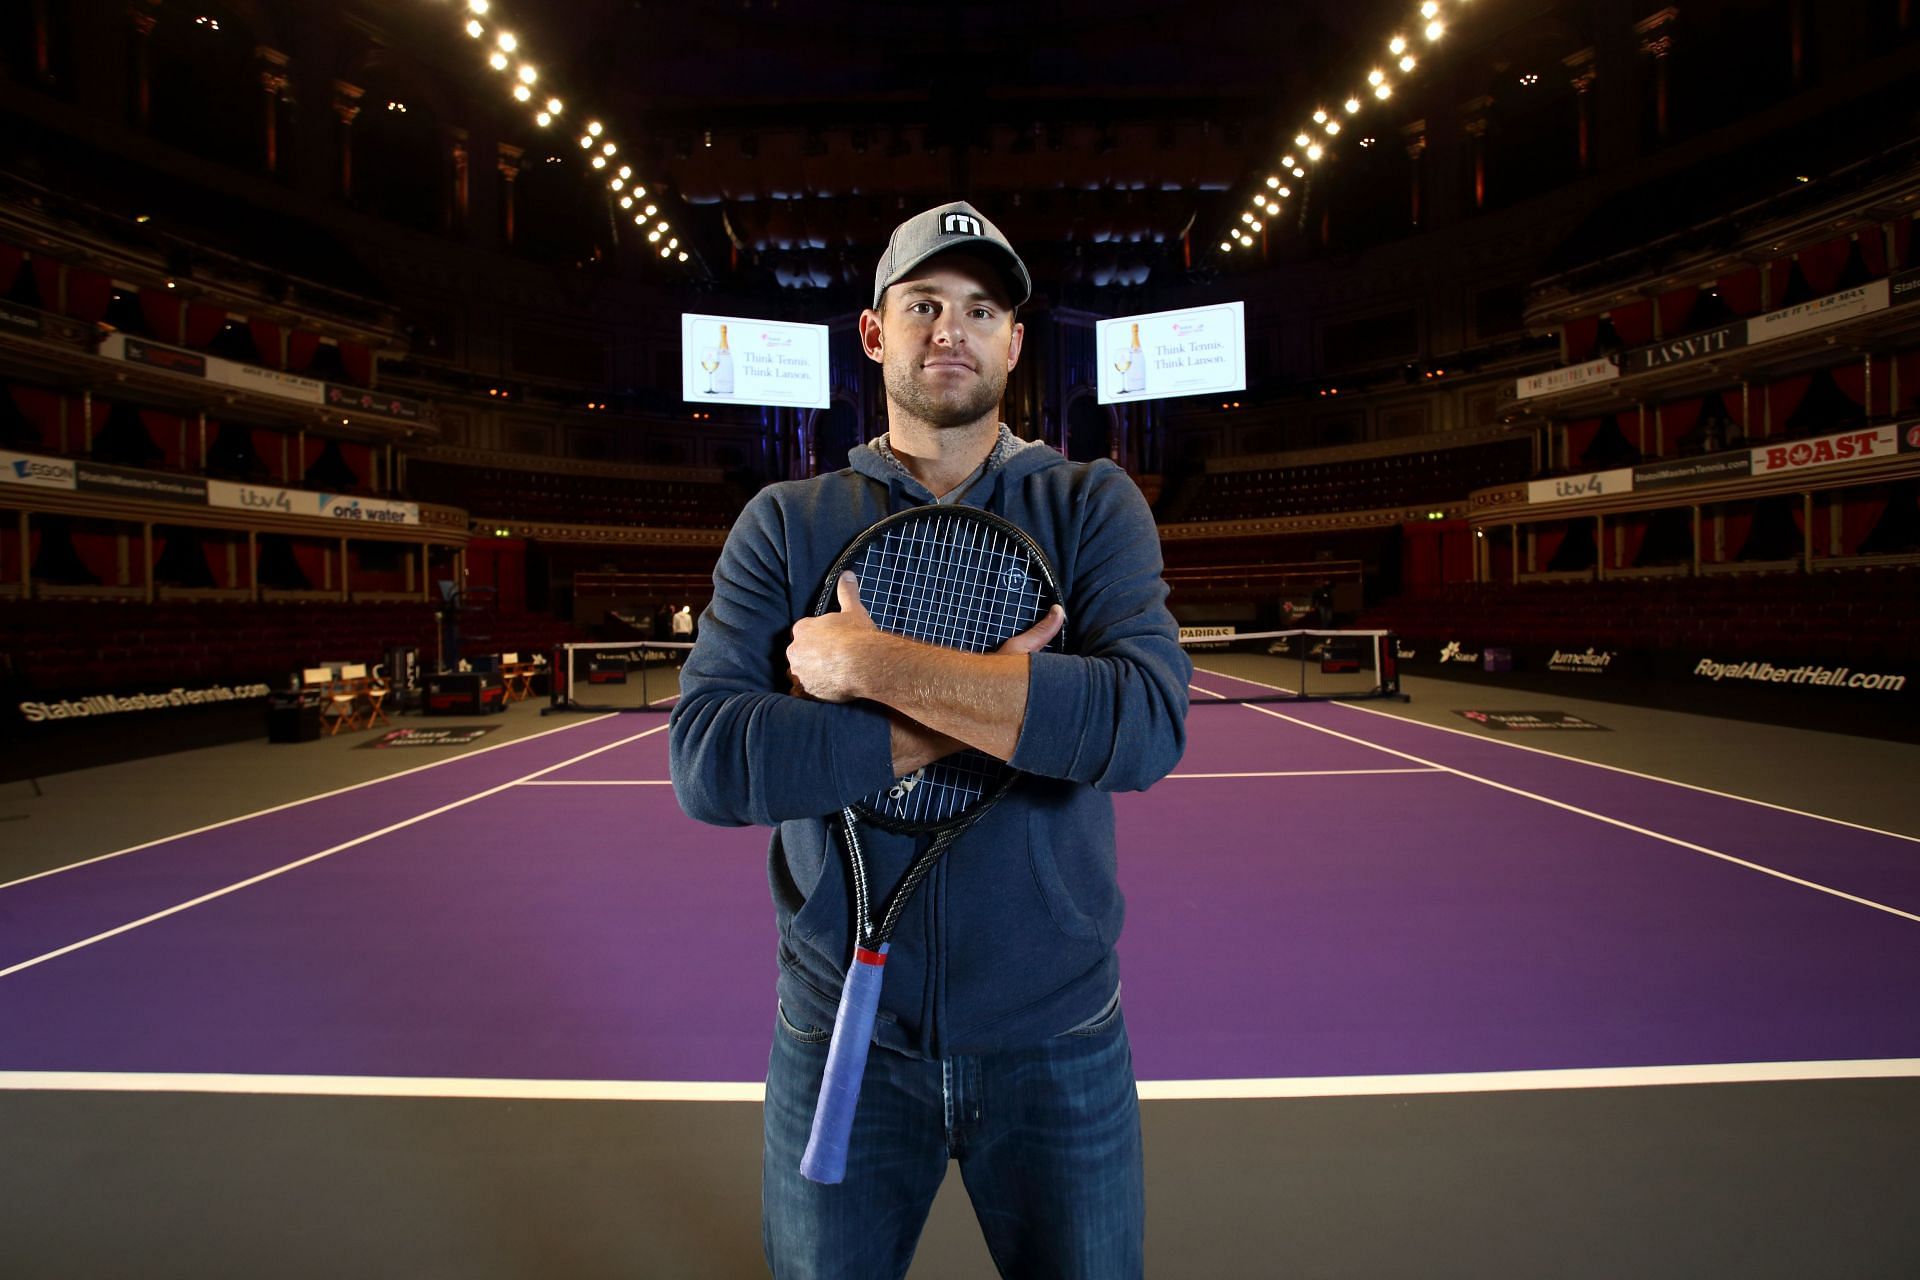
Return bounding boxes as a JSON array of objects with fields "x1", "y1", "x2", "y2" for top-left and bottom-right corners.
[{"x1": 854, "y1": 512, "x2": 1048, "y2": 826}]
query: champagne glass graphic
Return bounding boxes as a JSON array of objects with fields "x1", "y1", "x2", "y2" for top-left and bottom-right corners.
[
  {"x1": 1111, "y1": 338, "x2": 1133, "y2": 396},
  {"x1": 699, "y1": 346, "x2": 721, "y2": 394}
]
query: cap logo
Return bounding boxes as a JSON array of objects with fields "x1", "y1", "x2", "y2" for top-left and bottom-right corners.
[{"x1": 942, "y1": 212, "x2": 984, "y2": 236}]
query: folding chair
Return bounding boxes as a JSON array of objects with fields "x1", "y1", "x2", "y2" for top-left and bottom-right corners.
[
  {"x1": 362, "y1": 669, "x2": 391, "y2": 729},
  {"x1": 326, "y1": 662, "x2": 369, "y2": 734}
]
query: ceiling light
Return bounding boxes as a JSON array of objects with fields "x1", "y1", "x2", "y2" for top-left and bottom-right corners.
[
  {"x1": 488, "y1": 51, "x2": 507, "y2": 70},
  {"x1": 1295, "y1": 132, "x2": 1311, "y2": 148},
  {"x1": 579, "y1": 135, "x2": 593, "y2": 149},
  {"x1": 620, "y1": 195, "x2": 633, "y2": 208},
  {"x1": 1389, "y1": 34, "x2": 1407, "y2": 55},
  {"x1": 1421, "y1": 0, "x2": 1438, "y2": 15},
  {"x1": 511, "y1": 84, "x2": 530, "y2": 101},
  {"x1": 618, "y1": 165, "x2": 631, "y2": 178},
  {"x1": 1374, "y1": 83, "x2": 1392, "y2": 99},
  {"x1": 535, "y1": 111, "x2": 551, "y2": 126},
  {"x1": 1306, "y1": 143, "x2": 1323, "y2": 160},
  {"x1": 647, "y1": 230, "x2": 661, "y2": 242},
  {"x1": 1312, "y1": 109, "x2": 1328, "y2": 124},
  {"x1": 610, "y1": 177, "x2": 623, "y2": 190},
  {"x1": 602, "y1": 142, "x2": 616, "y2": 156},
  {"x1": 1399, "y1": 54, "x2": 1417, "y2": 71},
  {"x1": 587, "y1": 121, "x2": 603, "y2": 137},
  {"x1": 590, "y1": 155, "x2": 606, "y2": 169},
  {"x1": 1425, "y1": 20, "x2": 1444, "y2": 40},
  {"x1": 1345, "y1": 97, "x2": 1361, "y2": 113},
  {"x1": 465, "y1": 19, "x2": 484, "y2": 38},
  {"x1": 518, "y1": 65, "x2": 537, "y2": 83},
  {"x1": 677, "y1": 252, "x2": 688, "y2": 262},
  {"x1": 1324, "y1": 120, "x2": 1341, "y2": 135},
  {"x1": 1220, "y1": 241, "x2": 1233, "y2": 252},
  {"x1": 1368, "y1": 68, "x2": 1385, "y2": 86},
  {"x1": 467, "y1": 0, "x2": 488, "y2": 12},
  {"x1": 546, "y1": 98, "x2": 563, "y2": 114},
  {"x1": 1277, "y1": 185, "x2": 1290, "y2": 197},
  {"x1": 1266, "y1": 175, "x2": 1280, "y2": 188},
  {"x1": 496, "y1": 31, "x2": 516, "y2": 52}
]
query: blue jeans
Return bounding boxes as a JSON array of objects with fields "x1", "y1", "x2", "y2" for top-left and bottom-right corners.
[{"x1": 762, "y1": 993, "x2": 1144, "y2": 1280}]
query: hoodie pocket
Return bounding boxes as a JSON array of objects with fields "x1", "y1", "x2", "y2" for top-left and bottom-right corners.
[{"x1": 1025, "y1": 786, "x2": 1121, "y2": 945}]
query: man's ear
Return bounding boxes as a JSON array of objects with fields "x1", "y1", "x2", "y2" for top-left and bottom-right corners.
[
  {"x1": 1007, "y1": 320, "x2": 1025, "y2": 372},
  {"x1": 859, "y1": 307, "x2": 885, "y2": 364}
]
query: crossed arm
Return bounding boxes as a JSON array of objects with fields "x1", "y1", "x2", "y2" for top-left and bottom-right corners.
[{"x1": 786, "y1": 570, "x2": 1067, "y2": 773}]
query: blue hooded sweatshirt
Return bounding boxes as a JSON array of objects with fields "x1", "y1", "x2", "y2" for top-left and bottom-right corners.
[{"x1": 668, "y1": 434, "x2": 1189, "y2": 1058}]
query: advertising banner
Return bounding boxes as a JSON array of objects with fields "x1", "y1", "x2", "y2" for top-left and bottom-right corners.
[
  {"x1": 1749, "y1": 426, "x2": 1898, "y2": 477},
  {"x1": 1632, "y1": 452, "x2": 1753, "y2": 490},
  {"x1": 326, "y1": 384, "x2": 423, "y2": 422},
  {"x1": 1096, "y1": 302, "x2": 1246, "y2": 406},
  {"x1": 1526, "y1": 467, "x2": 1635, "y2": 505},
  {"x1": 208, "y1": 479, "x2": 419, "y2": 525},
  {"x1": 1748, "y1": 278, "x2": 1889, "y2": 344},
  {"x1": 680, "y1": 313, "x2": 829, "y2": 410},
  {"x1": 1, "y1": 450, "x2": 77, "y2": 491},
  {"x1": 1623, "y1": 322, "x2": 1747, "y2": 374},
  {"x1": 1514, "y1": 355, "x2": 1620, "y2": 401},
  {"x1": 75, "y1": 462, "x2": 207, "y2": 504}
]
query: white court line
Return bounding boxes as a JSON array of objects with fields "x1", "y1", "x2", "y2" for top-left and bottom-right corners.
[
  {"x1": 0, "y1": 724, "x2": 671, "y2": 982},
  {"x1": 1191, "y1": 666, "x2": 1920, "y2": 846},
  {"x1": 1167, "y1": 768, "x2": 1444, "y2": 779},
  {"x1": 1192, "y1": 683, "x2": 1920, "y2": 927},
  {"x1": 4, "y1": 1057, "x2": 1916, "y2": 1102},
  {"x1": 516, "y1": 779, "x2": 675, "y2": 786},
  {"x1": 0, "y1": 713, "x2": 620, "y2": 892}
]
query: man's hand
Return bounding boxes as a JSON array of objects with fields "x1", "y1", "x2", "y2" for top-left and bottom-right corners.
[
  {"x1": 786, "y1": 572, "x2": 889, "y2": 703},
  {"x1": 789, "y1": 570, "x2": 1067, "y2": 765}
]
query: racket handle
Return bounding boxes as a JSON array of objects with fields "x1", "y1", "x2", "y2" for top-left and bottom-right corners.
[{"x1": 799, "y1": 944, "x2": 888, "y2": 1184}]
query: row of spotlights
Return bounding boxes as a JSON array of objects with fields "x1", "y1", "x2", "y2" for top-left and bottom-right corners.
[
  {"x1": 461, "y1": 2, "x2": 689, "y2": 265},
  {"x1": 1223, "y1": 0, "x2": 1464, "y2": 255}
]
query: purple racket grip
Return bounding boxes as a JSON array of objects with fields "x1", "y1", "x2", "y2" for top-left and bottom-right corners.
[{"x1": 798, "y1": 943, "x2": 889, "y2": 1184}]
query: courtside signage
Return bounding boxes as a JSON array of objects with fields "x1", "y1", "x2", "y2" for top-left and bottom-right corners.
[
  {"x1": 1096, "y1": 303, "x2": 1246, "y2": 406},
  {"x1": 1, "y1": 450, "x2": 77, "y2": 490},
  {"x1": 18, "y1": 680, "x2": 272, "y2": 723},
  {"x1": 1526, "y1": 467, "x2": 1634, "y2": 505},
  {"x1": 1514, "y1": 356, "x2": 1619, "y2": 401},
  {"x1": 1749, "y1": 426, "x2": 1897, "y2": 476},
  {"x1": 680, "y1": 313, "x2": 829, "y2": 410}
]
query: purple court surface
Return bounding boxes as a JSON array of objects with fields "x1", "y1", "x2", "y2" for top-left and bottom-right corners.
[{"x1": 3, "y1": 678, "x2": 1917, "y2": 1095}]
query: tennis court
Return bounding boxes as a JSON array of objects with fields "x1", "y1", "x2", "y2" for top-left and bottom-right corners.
[{"x1": 5, "y1": 662, "x2": 1915, "y2": 1096}]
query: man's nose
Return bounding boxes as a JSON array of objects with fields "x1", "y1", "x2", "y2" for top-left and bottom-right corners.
[{"x1": 931, "y1": 313, "x2": 965, "y2": 346}]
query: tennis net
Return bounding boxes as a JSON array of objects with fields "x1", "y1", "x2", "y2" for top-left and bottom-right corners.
[
  {"x1": 546, "y1": 639, "x2": 694, "y2": 714},
  {"x1": 548, "y1": 627, "x2": 1405, "y2": 714},
  {"x1": 1181, "y1": 628, "x2": 1405, "y2": 704}
]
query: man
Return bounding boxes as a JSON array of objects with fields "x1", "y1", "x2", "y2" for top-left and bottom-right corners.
[{"x1": 669, "y1": 200, "x2": 1189, "y2": 1279}]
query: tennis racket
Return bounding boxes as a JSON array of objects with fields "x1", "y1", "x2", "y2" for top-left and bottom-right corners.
[{"x1": 798, "y1": 504, "x2": 1063, "y2": 1185}]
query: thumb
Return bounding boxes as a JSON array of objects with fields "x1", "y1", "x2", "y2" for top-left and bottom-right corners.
[
  {"x1": 836, "y1": 570, "x2": 866, "y2": 616},
  {"x1": 1000, "y1": 603, "x2": 1065, "y2": 655}
]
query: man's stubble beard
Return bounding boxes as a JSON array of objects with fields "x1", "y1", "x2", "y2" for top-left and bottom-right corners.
[{"x1": 883, "y1": 355, "x2": 1008, "y2": 430}]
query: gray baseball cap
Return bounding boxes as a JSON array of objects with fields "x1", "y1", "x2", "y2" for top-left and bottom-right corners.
[{"x1": 870, "y1": 200, "x2": 1032, "y2": 311}]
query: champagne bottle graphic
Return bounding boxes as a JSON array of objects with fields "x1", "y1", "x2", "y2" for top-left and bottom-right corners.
[
  {"x1": 1123, "y1": 322, "x2": 1146, "y2": 395},
  {"x1": 713, "y1": 323, "x2": 735, "y2": 395}
]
